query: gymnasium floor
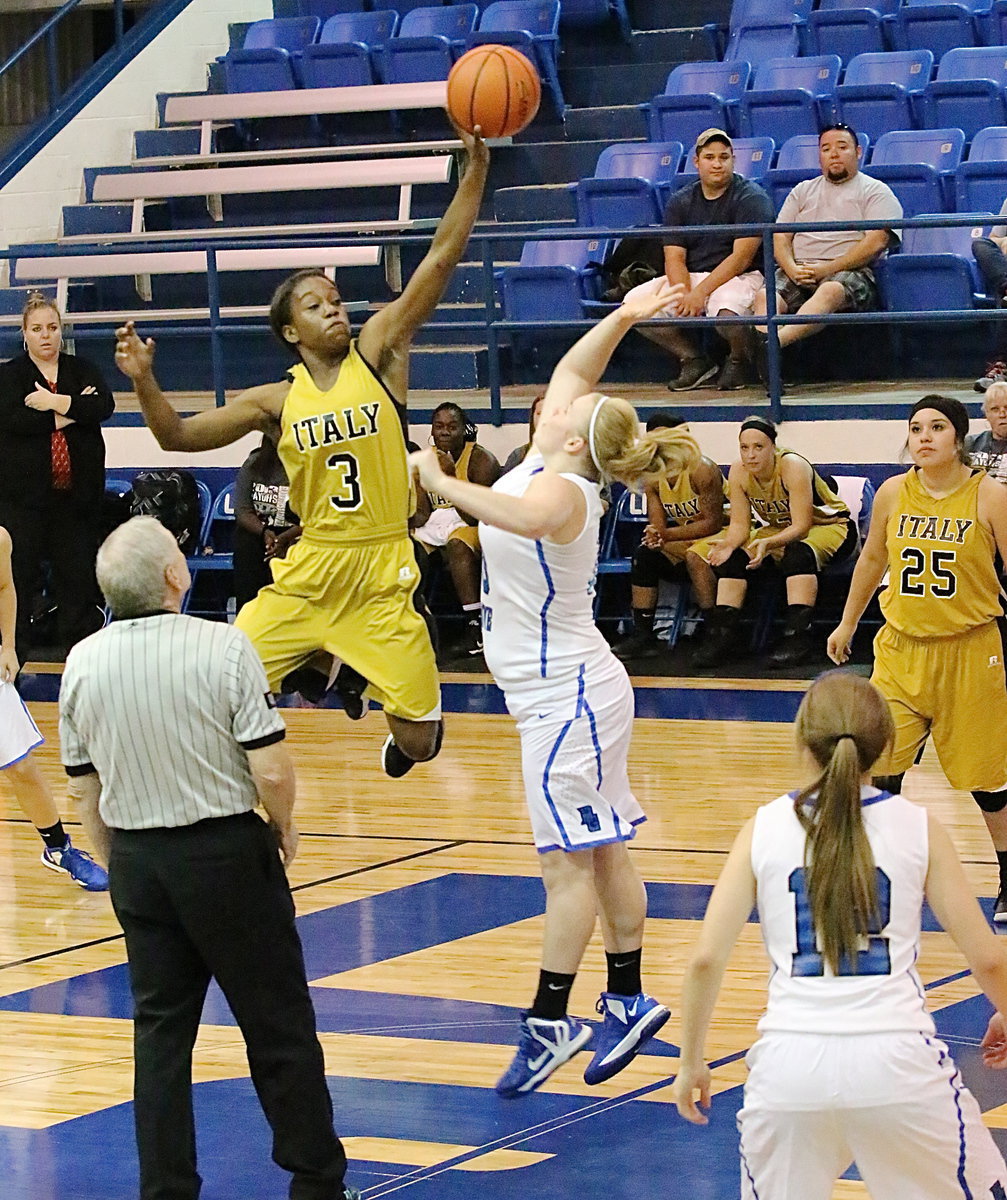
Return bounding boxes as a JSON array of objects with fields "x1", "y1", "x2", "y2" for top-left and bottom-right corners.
[{"x1": 2, "y1": 674, "x2": 1004, "y2": 1200}]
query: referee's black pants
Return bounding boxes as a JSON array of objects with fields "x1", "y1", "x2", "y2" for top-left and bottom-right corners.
[{"x1": 109, "y1": 811, "x2": 347, "y2": 1200}]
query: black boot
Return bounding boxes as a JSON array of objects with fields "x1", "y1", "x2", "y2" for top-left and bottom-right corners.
[
  {"x1": 768, "y1": 604, "x2": 815, "y2": 667},
  {"x1": 691, "y1": 605, "x2": 742, "y2": 669}
]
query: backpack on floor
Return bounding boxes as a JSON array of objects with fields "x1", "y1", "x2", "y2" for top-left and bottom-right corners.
[
  {"x1": 128, "y1": 470, "x2": 202, "y2": 554},
  {"x1": 593, "y1": 236, "x2": 665, "y2": 302}
]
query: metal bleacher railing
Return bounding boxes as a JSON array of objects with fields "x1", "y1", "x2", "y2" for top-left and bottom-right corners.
[{"x1": 1, "y1": 211, "x2": 1000, "y2": 422}]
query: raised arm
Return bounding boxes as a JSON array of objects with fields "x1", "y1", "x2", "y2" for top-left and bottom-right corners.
[
  {"x1": 357, "y1": 128, "x2": 490, "y2": 398},
  {"x1": 115, "y1": 321, "x2": 282, "y2": 451},
  {"x1": 827, "y1": 476, "x2": 899, "y2": 664}
]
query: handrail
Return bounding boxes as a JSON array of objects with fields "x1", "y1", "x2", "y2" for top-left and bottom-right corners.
[
  {"x1": 2, "y1": 211, "x2": 997, "y2": 421},
  {"x1": 0, "y1": 0, "x2": 126, "y2": 113}
]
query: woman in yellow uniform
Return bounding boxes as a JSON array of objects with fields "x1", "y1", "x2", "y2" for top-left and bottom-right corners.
[
  {"x1": 113, "y1": 127, "x2": 489, "y2": 778},
  {"x1": 689, "y1": 416, "x2": 855, "y2": 668},
  {"x1": 829, "y1": 394, "x2": 1007, "y2": 921}
]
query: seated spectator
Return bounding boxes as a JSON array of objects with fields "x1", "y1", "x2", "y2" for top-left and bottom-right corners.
[
  {"x1": 688, "y1": 416, "x2": 856, "y2": 669},
  {"x1": 972, "y1": 206, "x2": 1007, "y2": 392},
  {"x1": 966, "y1": 382, "x2": 1007, "y2": 485},
  {"x1": 626, "y1": 128, "x2": 774, "y2": 392},
  {"x1": 613, "y1": 411, "x2": 726, "y2": 660},
  {"x1": 234, "y1": 435, "x2": 302, "y2": 611},
  {"x1": 503, "y1": 395, "x2": 544, "y2": 473},
  {"x1": 0, "y1": 291, "x2": 114, "y2": 660},
  {"x1": 413, "y1": 402, "x2": 500, "y2": 656},
  {"x1": 753, "y1": 125, "x2": 902, "y2": 383}
]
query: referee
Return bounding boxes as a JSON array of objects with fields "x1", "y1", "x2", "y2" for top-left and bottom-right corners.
[{"x1": 59, "y1": 516, "x2": 358, "y2": 1200}]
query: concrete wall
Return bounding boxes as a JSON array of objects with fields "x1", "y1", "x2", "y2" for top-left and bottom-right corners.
[{"x1": 0, "y1": 0, "x2": 271, "y2": 255}]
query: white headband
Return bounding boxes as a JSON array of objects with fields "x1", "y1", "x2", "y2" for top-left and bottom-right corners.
[{"x1": 587, "y1": 394, "x2": 611, "y2": 474}]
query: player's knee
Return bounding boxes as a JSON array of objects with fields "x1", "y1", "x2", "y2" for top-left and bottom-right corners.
[
  {"x1": 397, "y1": 719, "x2": 443, "y2": 763},
  {"x1": 973, "y1": 789, "x2": 1007, "y2": 813},
  {"x1": 778, "y1": 542, "x2": 817, "y2": 578},
  {"x1": 631, "y1": 546, "x2": 664, "y2": 589},
  {"x1": 713, "y1": 548, "x2": 750, "y2": 579}
]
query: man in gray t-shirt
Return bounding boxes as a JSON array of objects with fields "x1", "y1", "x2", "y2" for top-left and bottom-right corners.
[
  {"x1": 753, "y1": 124, "x2": 902, "y2": 380},
  {"x1": 966, "y1": 382, "x2": 1007, "y2": 485}
]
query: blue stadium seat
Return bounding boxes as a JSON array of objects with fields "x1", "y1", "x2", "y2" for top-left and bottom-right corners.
[
  {"x1": 557, "y1": 0, "x2": 631, "y2": 42},
  {"x1": 644, "y1": 61, "x2": 752, "y2": 146},
  {"x1": 224, "y1": 17, "x2": 320, "y2": 93},
  {"x1": 955, "y1": 124, "x2": 1007, "y2": 212},
  {"x1": 382, "y1": 4, "x2": 478, "y2": 82},
  {"x1": 299, "y1": 10, "x2": 399, "y2": 85},
  {"x1": 868, "y1": 127, "x2": 966, "y2": 215},
  {"x1": 723, "y1": 22, "x2": 802, "y2": 63},
  {"x1": 184, "y1": 484, "x2": 236, "y2": 620},
  {"x1": 764, "y1": 131, "x2": 870, "y2": 210},
  {"x1": 466, "y1": 1, "x2": 565, "y2": 112},
  {"x1": 920, "y1": 47, "x2": 1007, "y2": 140},
  {"x1": 805, "y1": 0, "x2": 900, "y2": 64},
  {"x1": 891, "y1": 0, "x2": 991, "y2": 57},
  {"x1": 833, "y1": 50, "x2": 934, "y2": 141},
  {"x1": 500, "y1": 237, "x2": 606, "y2": 321},
  {"x1": 680, "y1": 136, "x2": 775, "y2": 181},
  {"x1": 876, "y1": 253, "x2": 979, "y2": 311},
  {"x1": 299, "y1": 0, "x2": 367, "y2": 16},
  {"x1": 738, "y1": 55, "x2": 843, "y2": 144},
  {"x1": 577, "y1": 142, "x2": 684, "y2": 228},
  {"x1": 901, "y1": 210, "x2": 994, "y2": 292},
  {"x1": 713, "y1": 0, "x2": 814, "y2": 57}
]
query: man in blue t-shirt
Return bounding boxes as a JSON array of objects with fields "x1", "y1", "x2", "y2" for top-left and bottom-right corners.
[{"x1": 626, "y1": 128, "x2": 774, "y2": 392}]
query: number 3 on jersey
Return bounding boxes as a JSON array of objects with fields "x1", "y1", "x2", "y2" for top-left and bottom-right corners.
[
  {"x1": 326, "y1": 452, "x2": 362, "y2": 510},
  {"x1": 789, "y1": 867, "x2": 892, "y2": 977}
]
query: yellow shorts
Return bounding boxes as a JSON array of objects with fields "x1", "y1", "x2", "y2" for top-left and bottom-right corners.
[
  {"x1": 688, "y1": 522, "x2": 849, "y2": 569},
  {"x1": 235, "y1": 534, "x2": 441, "y2": 722},
  {"x1": 658, "y1": 538, "x2": 699, "y2": 565},
  {"x1": 871, "y1": 621, "x2": 1007, "y2": 790},
  {"x1": 446, "y1": 523, "x2": 480, "y2": 552}
]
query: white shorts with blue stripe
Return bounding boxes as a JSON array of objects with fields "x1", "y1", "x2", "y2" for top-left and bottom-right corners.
[
  {"x1": 509, "y1": 656, "x2": 644, "y2": 854},
  {"x1": 0, "y1": 681, "x2": 43, "y2": 769},
  {"x1": 738, "y1": 1030, "x2": 1007, "y2": 1200}
]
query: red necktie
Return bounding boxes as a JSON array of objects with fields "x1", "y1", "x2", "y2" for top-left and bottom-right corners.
[{"x1": 47, "y1": 378, "x2": 72, "y2": 491}]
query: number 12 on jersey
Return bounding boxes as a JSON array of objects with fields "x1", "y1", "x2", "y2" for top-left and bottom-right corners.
[{"x1": 788, "y1": 867, "x2": 892, "y2": 977}]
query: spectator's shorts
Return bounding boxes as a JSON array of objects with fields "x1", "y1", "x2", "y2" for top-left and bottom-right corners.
[
  {"x1": 625, "y1": 270, "x2": 764, "y2": 317},
  {"x1": 774, "y1": 266, "x2": 878, "y2": 313}
]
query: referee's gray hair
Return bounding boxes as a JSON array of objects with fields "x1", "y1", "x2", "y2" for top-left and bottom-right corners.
[{"x1": 96, "y1": 516, "x2": 179, "y2": 618}]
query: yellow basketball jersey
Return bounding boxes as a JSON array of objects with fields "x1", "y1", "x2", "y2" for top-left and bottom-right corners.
[
  {"x1": 746, "y1": 449, "x2": 850, "y2": 529},
  {"x1": 427, "y1": 441, "x2": 476, "y2": 510},
  {"x1": 881, "y1": 468, "x2": 1001, "y2": 637},
  {"x1": 657, "y1": 459, "x2": 727, "y2": 527},
  {"x1": 278, "y1": 341, "x2": 410, "y2": 546}
]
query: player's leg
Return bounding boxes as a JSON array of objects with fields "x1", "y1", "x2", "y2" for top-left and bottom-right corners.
[
  {"x1": 691, "y1": 542, "x2": 757, "y2": 669},
  {"x1": 495, "y1": 845, "x2": 596, "y2": 1099},
  {"x1": 613, "y1": 545, "x2": 676, "y2": 660},
  {"x1": 0, "y1": 683, "x2": 107, "y2": 889},
  {"x1": 869, "y1": 625, "x2": 932, "y2": 787},
  {"x1": 443, "y1": 526, "x2": 482, "y2": 656},
  {"x1": 585, "y1": 840, "x2": 670, "y2": 1084},
  {"x1": 768, "y1": 521, "x2": 854, "y2": 668},
  {"x1": 738, "y1": 1105, "x2": 849, "y2": 1200}
]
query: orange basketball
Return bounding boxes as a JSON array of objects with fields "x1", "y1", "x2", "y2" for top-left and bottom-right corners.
[{"x1": 446, "y1": 44, "x2": 541, "y2": 139}]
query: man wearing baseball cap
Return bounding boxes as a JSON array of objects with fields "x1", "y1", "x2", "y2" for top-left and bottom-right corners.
[{"x1": 625, "y1": 128, "x2": 774, "y2": 392}]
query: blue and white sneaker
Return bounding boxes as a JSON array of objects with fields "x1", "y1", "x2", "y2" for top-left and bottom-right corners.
[
  {"x1": 496, "y1": 1012, "x2": 593, "y2": 1098},
  {"x1": 41, "y1": 842, "x2": 109, "y2": 891},
  {"x1": 583, "y1": 992, "x2": 670, "y2": 1085}
]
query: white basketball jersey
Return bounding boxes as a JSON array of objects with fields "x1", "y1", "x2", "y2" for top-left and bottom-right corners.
[
  {"x1": 752, "y1": 788, "x2": 933, "y2": 1036},
  {"x1": 479, "y1": 453, "x2": 611, "y2": 703}
]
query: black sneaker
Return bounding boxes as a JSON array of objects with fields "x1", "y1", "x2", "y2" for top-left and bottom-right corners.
[
  {"x1": 460, "y1": 616, "x2": 483, "y2": 656},
  {"x1": 767, "y1": 629, "x2": 814, "y2": 668},
  {"x1": 334, "y1": 663, "x2": 366, "y2": 720},
  {"x1": 716, "y1": 357, "x2": 748, "y2": 391},
  {"x1": 613, "y1": 631, "x2": 664, "y2": 661},
  {"x1": 279, "y1": 666, "x2": 329, "y2": 704},
  {"x1": 343, "y1": 1188, "x2": 361, "y2": 1200},
  {"x1": 381, "y1": 734, "x2": 416, "y2": 778},
  {"x1": 669, "y1": 356, "x2": 718, "y2": 391},
  {"x1": 995, "y1": 889, "x2": 1007, "y2": 924},
  {"x1": 691, "y1": 606, "x2": 742, "y2": 670}
]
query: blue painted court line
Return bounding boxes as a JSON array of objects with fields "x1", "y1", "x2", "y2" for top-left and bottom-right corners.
[{"x1": 17, "y1": 672, "x2": 805, "y2": 722}]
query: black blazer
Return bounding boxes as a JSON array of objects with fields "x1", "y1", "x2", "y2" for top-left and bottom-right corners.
[{"x1": 0, "y1": 352, "x2": 115, "y2": 510}]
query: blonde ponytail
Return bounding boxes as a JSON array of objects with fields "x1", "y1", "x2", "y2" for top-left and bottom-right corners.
[
  {"x1": 792, "y1": 673, "x2": 895, "y2": 975},
  {"x1": 583, "y1": 394, "x2": 700, "y2": 490}
]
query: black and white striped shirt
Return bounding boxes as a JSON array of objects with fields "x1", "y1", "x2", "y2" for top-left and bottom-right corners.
[{"x1": 59, "y1": 613, "x2": 285, "y2": 829}]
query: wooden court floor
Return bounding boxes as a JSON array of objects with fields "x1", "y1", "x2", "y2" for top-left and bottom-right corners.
[{"x1": 1, "y1": 677, "x2": 1005, "y2": 1200}]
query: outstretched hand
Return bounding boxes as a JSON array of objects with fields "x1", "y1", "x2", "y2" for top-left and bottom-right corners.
[
  {"x1": 114, "y1": 321, "x2": 156, "y2": 381},
  {"x1": 619, "y1": 280, "x2": 685, "y2": 324},
  {"x1": 450, "y1": 120, "x2": 489, "y2": 170}
]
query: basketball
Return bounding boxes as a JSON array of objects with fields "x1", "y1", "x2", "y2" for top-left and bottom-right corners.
[{"x1": 446, "y1": 44, "x2": 541, "y2": 139}]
